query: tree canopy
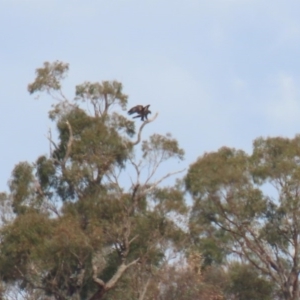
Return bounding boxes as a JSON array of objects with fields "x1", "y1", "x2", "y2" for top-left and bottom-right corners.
[
  {"x1": 186, "y1": 136, "x2": 300, "y2": 300},
  {"x1": 1, "y1": 61, "x2": 300, "y2": 300}
]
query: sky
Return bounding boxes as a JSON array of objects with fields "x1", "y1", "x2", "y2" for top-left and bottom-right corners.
[{"x1": 1, "y1": 0, "x2": 300, "y2": 191}]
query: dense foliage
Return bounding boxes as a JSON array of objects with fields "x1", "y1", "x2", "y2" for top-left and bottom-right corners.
[{"x1": 186, "y1": 137, "x2": 300, "y2": 300}]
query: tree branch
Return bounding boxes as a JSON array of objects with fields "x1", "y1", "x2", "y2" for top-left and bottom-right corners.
[
  {"x1": 143, "y1": 169, "x2": 186, "y2": 193},
  {"x1": 92, "y1": 265, "x2": 105, "y2": 288},
  {"x1": 90, "y1": 258, "x2": 140, "y2": 300},
  {"x1": 131, "y1": 112, "x2": 158, "y2": 146},
  {"x1": 138, "y1": 277, "x2": 151, "y2": 300},
  {"x1": 62, "y1": 120, "x2": 74, "y2": 167}
]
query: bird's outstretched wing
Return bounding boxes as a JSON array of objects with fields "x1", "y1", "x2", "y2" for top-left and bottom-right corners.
[{"x1": 128, "y1": 105, "x2": 144, "y2": 115}]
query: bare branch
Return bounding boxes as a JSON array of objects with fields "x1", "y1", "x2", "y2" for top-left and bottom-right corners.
[
  {"x1": 105, "y1": 258, "x2": 140, "y2": 291},
  {"x1": 145, "y1": 154, "x2": 164, "y2": 186},
  {"x1": 104, "y1": 94, "x2": 108, "y2": 114},
  {"x1": 46, "y1": 128, "x2": 61, "y2": 165},
  {"x1": 105, "y1": 169, "x2": 123, "y2": 195},
  {"x1": 46, "y1": 130, "x2": 58, "y2": 153},
  {"x1": 92, "y1": 265, "x2": 105, "y2": 288},
  {"x1": 128, "y1": 156, "x2": 143, "y2": 185},
  {"x1": 131, "y1": 112, "x2": 158, "y2": 146},
  {"x1": 138, "y1": 277, "x2": 151, "y2": 300},
  {"x1": 58, "y1": 89, "x2": 69, "y2": 103},
  {"x1": 129, "y1": 235, "x2": 139, "y2": 245},
  {"x1": 90, "y1": 259, "x2": 140, "y2": 300},
  {"x1": 143, "y1": 169, "x2": 186, "y2": 193},
  {"x1": 76, "y1": 268, "x2": 86, "y2": 288},
  {"x1": 42, "y1": 197, "x2": 61, "y2": 217},
  {"x1": 62, "y1": 120, "x2": 74, "y2": 167}
]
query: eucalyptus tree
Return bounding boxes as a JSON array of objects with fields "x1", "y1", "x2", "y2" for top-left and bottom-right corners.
[
  {"x1": 186, "y1": 137, "x2": 300, "y2": 300},
  {"x1": 0, "y1": 61, "x2": 187, "y2": 300}
]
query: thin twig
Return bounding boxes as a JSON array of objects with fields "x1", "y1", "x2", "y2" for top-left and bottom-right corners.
[{"x1": 143, "y1": 169, "x2": 186, "y2": 193}]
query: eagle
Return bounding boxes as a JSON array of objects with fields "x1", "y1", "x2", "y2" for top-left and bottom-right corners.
[{"x1": 128, "y1": 105, "x2": 151, "y2": 121}]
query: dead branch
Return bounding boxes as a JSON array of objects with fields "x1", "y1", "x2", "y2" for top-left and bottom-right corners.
[
  {"x1": 46, "y1": 130, "x2": 59, "y2": 156},
  {"x1": 62, "y1": 120, "x2": 74, "y2": 167},
  {"x1": 131, "y1": 112, "x2": 158, "y2": 146},
  {"x1": 143, "y1": 169, "x2": 186, "y2": 193}
]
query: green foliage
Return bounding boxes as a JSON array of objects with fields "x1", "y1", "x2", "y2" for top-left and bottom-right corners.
[
  {"x1": 251, "y1": 135, "x2": 300, "y2": 182},
  {"x1": 226, "y1": 263, "x2": 274, "y2": 300},
  {"x1": 157, "y1": 264, "x2": 225, "y2": 300},
  {"x1": 28, "y1": 61, "x2": 69, "y2": 94},
  {"x1": 197, "y1": 237, "x2": 226, "y2": 266},
  {"x1": 55, "y1": 108, "x2": 131, "y2": 171},
  {"x1": 187, "y1": 146, "x2": 268, "y2": 226},
  {"x1": 186, "y1": 147, "x2": 249, "y2": 195},
  {"x1": 9, "y1": 162, "x2": 35, "y2": 214},
  {"x1": 142, "y1": 133, "x2": 184, "y2": 161},
  {"x1": 0, "y1": 212, "x2": 53, "y2": 281},
  {"x1": 150, "y1": 186, "x2": 187, "y2": 215},
  {"x1": 186, "y1": 136, "x2": 300, "y2": 299},
  {"x1": 36, "y1": 156, "x2": 56, "y2": 190},
  {"x1": 75, "y1": 81, "x2": 128, "y2": 113}
]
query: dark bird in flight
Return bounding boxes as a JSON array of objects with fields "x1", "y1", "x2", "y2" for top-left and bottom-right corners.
[{"x1": 128, "y1": 105, "x2": 151, "y2": 121}]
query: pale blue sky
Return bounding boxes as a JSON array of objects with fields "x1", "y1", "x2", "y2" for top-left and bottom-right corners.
[{"x1": 1, "y1": 0, "x2": 300, "y2": 191}]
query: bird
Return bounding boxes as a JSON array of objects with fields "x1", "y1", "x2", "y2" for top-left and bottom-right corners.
[{"x1": 128, "y1": 105, "x2": 151, "y2": 121}]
